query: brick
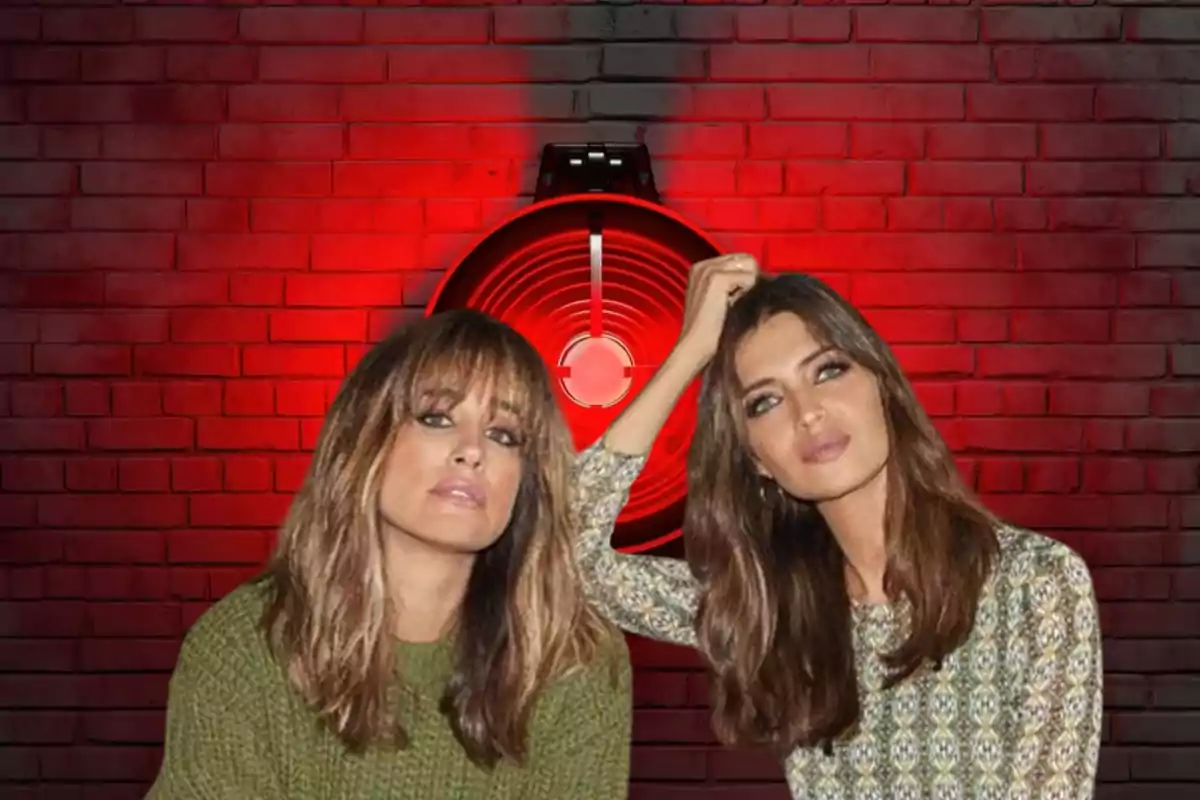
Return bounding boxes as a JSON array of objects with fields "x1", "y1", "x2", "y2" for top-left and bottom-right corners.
[
  {"x1": 187, "y1": 198, "x2": 248, "y2": 233},
  {"x1": 224, "y1": 456, "x2": 272, "y2": 492},
  {"x1": 188, "y1": 493, "x2": 292, "y2": 528},
  {"x1": 133, "y1": 345, "x2": 239, "y2": 377},
  {"x1": 171, "y1": 309, "x2": 266, "y2": 344},
  {"x1": 0, "y1": 162, "x2": 76, "y2": 196},
  {"x1": 310, "y1": 234, "x2": 426, "y2": 271},
  {"x1": 242, "y1": 346, "x2": 345, "y2": 378},
  {"x1": 1018, "y1": 233, "x2": 1135, "y2": 270},
  {"x1": 1115, "y1": 310, "x2": 1200, "y2": 343},
  {"x1": 10, "y1": 47, "x2": 79, "y2": 83},
  {"x1": 269, "y1": 310, "x2": 368, "y2": 343},
  {"x1": 167, "y1": 46, "x2": 255, "y2": 83},
  {"x1": 259, "y1": 46, "x2": 385, "y2": 84},
  {"x1": 215, "y1": 125, "x2": 342, "y2": 162},
  {"x1": 71, "y1": 197, "x2": 184, "y2": 231},
  {"x1": 43, "y1": 9, "x2": 135, "y2": 43},
  {"x1": 853, "y1": 272, "x2": 1114, "y2": 308},
  {"x1": 968, "y1": 86, "x2": 1094, "y2": 121},
  {"x1": 40, "y1": 494, "x2": 185, "y2": 529},
  {"x1": 34, "y1": 345, "x2": 130, "y2": 377},
  {"x1": 239, "y1": 8, "x2": 363, "y2": 44},
  {"x1": 960, "y1": 381, "x2": 1046, "y2": 417},
  {"x1": 1096, "y1": 85, "x2": 1182, "y2": 122},
  {"x1": 773, "y1": 232, "x2": 1010, "y2": 272},
  {"x1": 135, "y1": 8, "x2": 237, "y2": 42},
  {"x1": 25, "y1": 233, "x2": 175, "y2": 271},
  {"x1": 106, "y1": 384, "x2": 161, "y2": 418},
  {"x1": 81, "y1": 46, "x2": 165, "y2": 83},
  {"x1": 1043, "y1": 124, "x2": 1161, "y2": 160},
  {"x1": 607, "y1": 45, "x2": 707, "y2": 81},
  {"x1": 823, "y1": 197, "x2": 886, "y2": 232},
  {"x1": 228, "y1": 86, "x2": 340, "y2": 123},
  {"x1": 105, "y1": 273, "x2": 228, "y2": 308},
  {"x1": 1050, "y1": 384, "x2": 1151, "y2": 417},
  {"x1": 983, "y1": 9, "x2": 1122, "y2": 42},
  {"x1": 88, "y1": 419, "x2": 193, "y2": 451},
  {"x1": 978, "y1": 344, "x2": 1166, "y2": 379},
  {"x1": 80, "y1": 162, "x2": 201, "y2": 196},
  {"x1": 855, "y1": 8, "x2": 978, "y2": 43},
  {"x1": 770, "y1": 85, "x2": 964, "y2": 121},
  {"x1": 850, "y1": 124, "x2": 924, "y2": 160},
  {"x1": 204, "y1": 163, "x2": 331, "y2": 198},
  {"x1": 365, "y1": 10, "x2": 490, "y2": 44},
  {"x1": 784, "y1": 161, "x2": 904, "y2": 196},
  {"x1": 178, "y1": 233, "x2": 310, "y2": 271},
  {"x1": 909, "y1": 162, "x2": 1023, "y2": 195},
  {"x1": 0, "y1": 198, "x2": 70, "y2": 232},
  {"x1": 709, "y1": 46, "x2": 868, "y2": 81},
  {"x1": 926, "y1": 124, "x2": 1036, "y2": 160},
  {"x1": 1127, "y1": 10, "x2": 1200, "y2": 42},
  {"x1": 870, "y1": 45, "x2": 991, "y2": 82},
  {"x1": 198, "y1": 418, "x2": 299, "y2": 451},
  {"x1": 1027, "y1": 162, "x2": 1142, "y2": 196},
  {"x1": 102, "y1": 124, "x2": 214, "y2": 160},
  {"x1": 344, "y1": 85, "x2": 576, "y2": 123},
  {"x1": 1011, "y1": 309, "x2": 1110, "y2": 343}
]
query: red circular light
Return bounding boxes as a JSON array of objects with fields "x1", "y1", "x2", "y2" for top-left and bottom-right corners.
[
  {"x1": 559, "y1": 334, "x2": 634, "y2": 408},
  {"x1": 426, "y1": 194, "x2": 722, "y2": 551}
]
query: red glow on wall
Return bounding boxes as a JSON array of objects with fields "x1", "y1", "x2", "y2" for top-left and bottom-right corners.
[{"x1": 427, "y1": 194, "x2": 721, "y2": 551}]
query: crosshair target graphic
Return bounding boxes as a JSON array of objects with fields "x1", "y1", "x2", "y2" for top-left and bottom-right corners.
[{"x1": 426, "y1": 194, "x2": 722, "y2": 552}]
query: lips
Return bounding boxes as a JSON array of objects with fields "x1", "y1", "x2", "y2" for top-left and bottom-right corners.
[
  {"x1": 430, "y1": 477, "x2": 485, "y2": 508},
  {"x1": 800, "y1": 432, "x2": 850, "y2": 465}
]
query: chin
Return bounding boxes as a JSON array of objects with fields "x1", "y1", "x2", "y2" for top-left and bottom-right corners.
[{"x1": 790, "y1": 461, "x2": 886, "y2": 505}]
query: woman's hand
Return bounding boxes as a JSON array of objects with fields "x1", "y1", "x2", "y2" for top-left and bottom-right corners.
[{"x1": 674, "y1": 253, "x2": 760, "y2": 369}]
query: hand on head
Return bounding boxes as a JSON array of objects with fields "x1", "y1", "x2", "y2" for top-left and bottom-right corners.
[{"x1": 675, "y1": 253, "x2": 760, "y2": 367}]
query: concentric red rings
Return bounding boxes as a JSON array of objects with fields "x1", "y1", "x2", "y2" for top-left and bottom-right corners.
[{"x1": 426, "y1": 194, "x2": 722, "y2": 552}]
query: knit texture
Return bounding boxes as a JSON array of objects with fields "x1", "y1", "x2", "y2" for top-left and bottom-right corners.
[
  {"x1": 147, "y1": 581, "x2": 632, "y2": 799},
  {"x1": 572, "y1": 441, "x2": 1104, "y2": 800}
]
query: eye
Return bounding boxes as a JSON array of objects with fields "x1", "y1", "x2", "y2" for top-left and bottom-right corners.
[
  {"x1": 487, "y1": 427, "x2": 522, "y2": 448},
  {"x1": 815, "y1": 358, "x2": 851, "y2": 383},
  {"x1": 417, "y1": 411, "x2": 452, "y2": 428},
  {"x1": 744, "y1": 394, "x2": 779, "y2": 419}
]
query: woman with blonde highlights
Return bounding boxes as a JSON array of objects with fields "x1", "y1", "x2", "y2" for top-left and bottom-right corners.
[
  {"x1": 150, "y1": 309, "x2": 631, "y2": 799},
  {"x1": 574, "y1": 256, "x2": 1103, "y2": 798}
]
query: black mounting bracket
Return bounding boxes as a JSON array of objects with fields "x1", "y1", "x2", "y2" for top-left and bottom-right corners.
[{"x1": 534, "y1": 143, "x2": 660, "y2": 204}]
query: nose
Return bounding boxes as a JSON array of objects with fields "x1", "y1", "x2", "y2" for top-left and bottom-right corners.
[
  {"x1": 450, "y1": 426, "x2": 485, "y2": 469},
  {"x1": 790, "y1": 387, "x2": 826, "y2": 429}
]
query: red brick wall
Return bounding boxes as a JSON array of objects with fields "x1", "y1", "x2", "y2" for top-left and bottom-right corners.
[{"x1": 1, "y1": 1, "x2": 1197, "y2": 797}]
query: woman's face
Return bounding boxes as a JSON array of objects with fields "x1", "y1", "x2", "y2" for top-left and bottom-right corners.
[
  {"x1": 378, "y1": 382, "x2": 525, "y2": 554},
  {"x1": 733, "y1": 312, "x2": 890, "y2": 504}
]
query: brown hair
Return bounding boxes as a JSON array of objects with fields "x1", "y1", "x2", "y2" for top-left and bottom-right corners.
[
  {"x1": 260, "y1": 309, "x2": 615, "y2": 766},
  {"x1": 684, "y1": 272, "x2": 999, "y2": 754}
]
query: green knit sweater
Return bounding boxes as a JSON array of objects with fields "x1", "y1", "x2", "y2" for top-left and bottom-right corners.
[{"x1": 147, "y1": 582, "x2": 632, "y2": 799}]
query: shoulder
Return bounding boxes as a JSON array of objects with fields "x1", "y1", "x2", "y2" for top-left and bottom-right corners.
[
  {"x1": 173, "y1": 578, "x2": 278, "y2": 692},
  {"x1": 992, "y1": 525, "x2": 1098, "y2": 612}
]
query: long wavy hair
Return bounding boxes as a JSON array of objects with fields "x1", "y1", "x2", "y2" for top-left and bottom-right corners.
[
  {"x1": 260, "y1": 309, "x2": 615, "y2": 766},
  {"x1": 685, "y1": 273, "x2": 1000, "y2": 755}
]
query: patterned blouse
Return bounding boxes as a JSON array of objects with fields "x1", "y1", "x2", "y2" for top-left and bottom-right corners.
[{"x1": 571, "y1": 441, "x2": 1104, "y2": 800}]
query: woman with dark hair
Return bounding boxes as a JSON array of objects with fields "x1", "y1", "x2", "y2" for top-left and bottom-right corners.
[
  {"x1": 575, "y1": 255, "x2": 1103, "y2": 798},
  {"x1": 150, "y1": 309, "x2": 631, "y2": 799}
]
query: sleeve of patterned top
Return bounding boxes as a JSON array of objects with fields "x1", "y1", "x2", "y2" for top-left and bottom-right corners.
[
  {"x1": 1009, "y1": 540, "x2": 1104, "y2": 799},
  {"x1": 570, "y1": 439, "x2": 701, "y2": 648}
]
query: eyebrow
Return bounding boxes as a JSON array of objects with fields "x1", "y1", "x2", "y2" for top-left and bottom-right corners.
[
  {"x1": 739, "y1": 345, "x2": 836, "y2": 398},
  {"x1": 417, "y1": 387, "x2": 523, "y2": 417}
]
